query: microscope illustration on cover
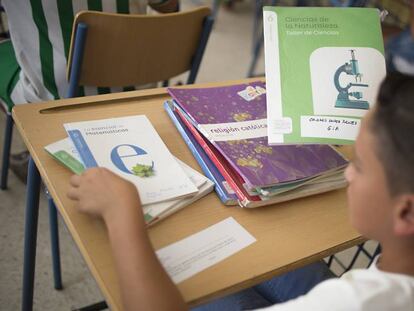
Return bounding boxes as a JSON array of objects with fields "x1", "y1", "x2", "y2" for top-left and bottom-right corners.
[{"x1": 333, "y1": 49, "x2": 369, "y2": 110}]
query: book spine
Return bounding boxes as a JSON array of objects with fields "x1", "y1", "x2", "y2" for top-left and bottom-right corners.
[
  {"x1": 170, "y1": 99, "x2": 264, "y2": 192},
  {"x1": 46, "y1": 150, "x2": 85, "y2": 175},
  {"x1": 174, "y1": 104, "x2": 261, "y2": 205},
  {"x1": 66, "y1": 129, "x2": 98, "y2": 168},
  {"x1": 164, "y1": 101, "x2": 238, "y2": 206}
]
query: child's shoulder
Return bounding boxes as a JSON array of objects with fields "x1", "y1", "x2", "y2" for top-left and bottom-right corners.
[{"x1": 289, "y1": 266, "x2": 414, "y2": 311}]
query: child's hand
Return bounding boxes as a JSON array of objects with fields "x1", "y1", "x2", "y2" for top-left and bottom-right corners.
[{"x1": 67, "y1": 167, "x2": 142, "y2": 225}]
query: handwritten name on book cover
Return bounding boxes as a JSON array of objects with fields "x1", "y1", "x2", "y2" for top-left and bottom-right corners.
[
  {"x1": 64, "y1": 115, "x2": 198, "y2": 205},
  {"x1": 263, "y1": 7, "x2": 386, "y2": 145},
  {"x1": 168, "y1": 82, "x2": 347, "y2": 190}
]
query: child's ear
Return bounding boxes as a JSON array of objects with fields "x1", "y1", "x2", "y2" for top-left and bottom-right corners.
[{"x1": 393, "y1": 194, "x2": 414, "y2": 236}]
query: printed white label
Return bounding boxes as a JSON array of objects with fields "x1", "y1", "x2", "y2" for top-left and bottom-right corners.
[
  {"x1": 237, "y1": 85, "x2": 266, "y2": 101},
  {"x1": 156, "y1": 217, "x2": 256, "y2": 284},
  {"x1": 301, "y1": 116, "x2": 360, "y2": 140},
  {"x1": 269, "y1": 117, "x2": 292, "y2": 134},
  {"x1": 198, "y1": 118, "x2": 268, "y2": 142}
]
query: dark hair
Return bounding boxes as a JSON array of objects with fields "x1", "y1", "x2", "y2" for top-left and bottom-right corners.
[{"x1": 370, "y1": 72, "x2": 414, "y2": 196}]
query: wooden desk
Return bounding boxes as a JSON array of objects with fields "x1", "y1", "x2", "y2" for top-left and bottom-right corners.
[{"x1": 13, "y1": 79, "x2": 362, "y2": 311}]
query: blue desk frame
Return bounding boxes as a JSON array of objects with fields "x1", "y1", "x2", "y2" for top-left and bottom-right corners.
[{"x1": 22, "y1": 158, "x2": 62, "y2": 311}]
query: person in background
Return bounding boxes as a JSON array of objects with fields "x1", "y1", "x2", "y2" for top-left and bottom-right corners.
[
  {"x1": 383, "y1": 0, "x2": 414, "y2": 75},
  {"x1": 67, "y1": 73, "x2": 414, "y2": 311},
  {"x1": 0, "y1": 0, "x2": 178, "y2": 183}
]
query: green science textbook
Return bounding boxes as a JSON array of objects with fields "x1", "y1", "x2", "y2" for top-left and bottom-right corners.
[{"x1": 263, "y1": 6, "x2": 386, "y2": 145}]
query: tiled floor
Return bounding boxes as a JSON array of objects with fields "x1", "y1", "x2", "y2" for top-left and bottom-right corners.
[{"x1": 0, "y1": 1, "x2": 378, "y2": 310}]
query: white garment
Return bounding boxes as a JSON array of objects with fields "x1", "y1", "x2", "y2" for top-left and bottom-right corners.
[
  {"x1": 258, "y1": 257, "x2": 414, "y2": 311},
  {"x1": 2, "y1": 0, "x2": 158, "y2": 105}
]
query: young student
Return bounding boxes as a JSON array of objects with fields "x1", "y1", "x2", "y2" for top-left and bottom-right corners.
[
  {"x1": 1, "y1": 0, "x2": 178, "y2": 105},
  {"x1": 67, "y1": 73, "x2": 414, "y2": 311}
]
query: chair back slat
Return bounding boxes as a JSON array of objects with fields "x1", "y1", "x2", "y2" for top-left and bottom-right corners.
[{"x1": 67, "y1": 7, "x2": 211, "y2": 87}]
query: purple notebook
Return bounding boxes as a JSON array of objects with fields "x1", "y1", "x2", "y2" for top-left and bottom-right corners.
[{"x1": 168, "y1": 82, "x2": 348, "y2": 190}]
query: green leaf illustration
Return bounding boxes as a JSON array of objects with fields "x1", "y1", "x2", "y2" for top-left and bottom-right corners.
[{"x1": 132, "y1": 163, "x2": 155, "y2": 177}]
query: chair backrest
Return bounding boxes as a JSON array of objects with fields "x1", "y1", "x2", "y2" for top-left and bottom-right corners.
[{"x1": 67, "y1": 7, "x2": 213, "y2": 96}]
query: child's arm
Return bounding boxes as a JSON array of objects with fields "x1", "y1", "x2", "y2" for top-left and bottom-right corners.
[{"x1": 67, "y1": 168, "x2": 187, "y2": 311}]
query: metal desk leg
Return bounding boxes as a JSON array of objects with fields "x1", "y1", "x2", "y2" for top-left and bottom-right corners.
[
  {"x1": 48, "y1": 196, "x2": 63, "y2": 290},
  {"x1": 73, "y1": 301, "x2": 108, "y2": 311},
  {"x1": 247, "y1": 0, "x2": 278, "y2": 78},
  {"x1": 247, "y1": 27, "x2": 263, "y2": 78},
  {"x1": 22, "y1": 157, "x2": 41, "y2": 311},
  {"x1": 212, "y1": 0, "x2": 220, "y2": 20},
  {"x1": 1, "y1": 113, "x2": 14, "y2": 190}
]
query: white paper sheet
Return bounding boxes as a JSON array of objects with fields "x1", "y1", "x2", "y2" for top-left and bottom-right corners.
[{"x1": 156, "y1": 217, "x2": 256, "y2": 284}]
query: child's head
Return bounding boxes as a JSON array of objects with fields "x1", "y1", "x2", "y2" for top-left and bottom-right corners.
[{"x1": 345, "y1": 73, "x2": 414, "y2": 242}]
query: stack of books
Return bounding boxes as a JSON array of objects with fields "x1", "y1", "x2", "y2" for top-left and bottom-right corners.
[
  {"x1": 44, "y1": 115, "x2": 214, "y2": 226},
  {"x1": 165, "y1": 82, "x2": 348, "y2": 208},
  {"x1": 163, "y1": 6, "x2": 386, "y2": 208}
]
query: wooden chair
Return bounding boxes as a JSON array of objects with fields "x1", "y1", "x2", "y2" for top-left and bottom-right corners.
[{"x1": 67, "y1": 7, "x2": 213, "y2": 97}]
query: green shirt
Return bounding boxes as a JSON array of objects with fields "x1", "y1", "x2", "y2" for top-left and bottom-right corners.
[{"x1": 1, "y1": 0, "x2": 170, "y2": 106}]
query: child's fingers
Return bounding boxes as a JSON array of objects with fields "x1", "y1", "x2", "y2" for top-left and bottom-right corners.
[
  {"x1": 70, "y1": 174, "x2": 81, "y2": 187},
  {"x1": 67, "y1": 187, "x2": 80, "y2": 201}
]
